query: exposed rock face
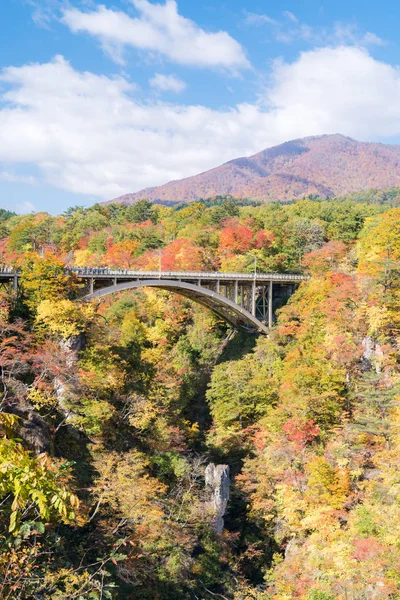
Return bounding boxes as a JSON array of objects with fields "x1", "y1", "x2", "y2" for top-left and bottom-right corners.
[
  {"x1": 205, "y1": 463, "x2": 230, "y2": 534},
  {"x1": 54, "y1": 376, "x2": 73, "y2": 417},
  {"x1": 60, "y1": 333, "x2": 86, "y2": 353},
  {"x1": 362, "y1": 336, "x2": 384, "y2": 373},
  {"x1": 53, "y1": 334, "x2": 85, "y2": 426},
  {"x1": 285, "y1": 538, "x2": 300, "y2": 559},
  {"x1": 361, "y1": 336, "x2": 375, "y2": 368},
  {"x1": 1, "y1": 335, "x2": 85, "y2": 453},
  {"x1": 60, "y1": 333, "x2": 86, "y2": 367},
  {"x1": 9, "y1": 400, "x2": 51, "y2": 454}
]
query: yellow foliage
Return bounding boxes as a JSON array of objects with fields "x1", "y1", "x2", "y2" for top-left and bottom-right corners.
[
  {"x1": 358, "y1": 208, "x2": 400, "y2": 277},
  {"x1": 41, "y1": 568, "x2": 99, "y2": 599},
  {"x1": 36, "y1": 299, "x2": 96, "y2": 338},
  {"x1": 125, "y1": 394, "x2": 159, "y2": 431},
  {"x1": 219, "y1": 253, "x2": 248, "y2": 272},
  {"x1": 19, "y1": 251, "x2": 77, "y2": 311},
  {"x1": 79, "y1": 344, "x2": 128, "y2": 393},
  {"x1": 0, "y1": 412, "x2": 20, "y2": 437},
  {"x1": 274, "y1": 483, "x2": 305, "y2": 536},
  {"x1": 28, "y1": 388, "x2": 57, "y2": 409},
  {"x1": 306, "y1": 456, "x2": 350, "y2": 509},
  {"x1": 93, "y1": 449, "x2": 166, "y2": 529},
  {"x1": 73, "y1": 248, "x2": 100, "y2": 267},
  {"x1": 0, "y1": 437, "x2": 79, "y2": 533},
  {"x1": 120, "y1": 310, "x2": 147, "y2": 346}
]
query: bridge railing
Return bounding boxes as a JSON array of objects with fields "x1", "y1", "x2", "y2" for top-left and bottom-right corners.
[
  {"x1": 0, "y1": 266, "x2": 308, "y2": 281},
  {"x1": 66, "y1": 268, "x2": 307, "y2": 281}
]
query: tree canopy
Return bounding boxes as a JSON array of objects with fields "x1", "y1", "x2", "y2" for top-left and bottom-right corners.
[{"x1": 0, "y1": 194, "x2": 399, "y2": 598}]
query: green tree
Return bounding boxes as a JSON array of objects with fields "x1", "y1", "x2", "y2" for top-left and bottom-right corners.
[
  {"x1": 8, "y1": 213, "x2": 57, "y2": 253},
  {"x1": 126, "y1": 199, "x2": 159, "y2": 224}
]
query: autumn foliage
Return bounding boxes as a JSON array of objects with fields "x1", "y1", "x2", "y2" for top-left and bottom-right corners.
[{"x1": 0, "y1": 197, "x2": 400, "y2": 598}]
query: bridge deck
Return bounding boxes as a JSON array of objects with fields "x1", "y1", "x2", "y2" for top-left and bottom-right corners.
[
  {"x1": 69, "y1": 269, "x2": 307, "y2": 283},
  {"x1": 0, "y1": 268, "x2": 308, "y2": 333},
  {"x1": 0, "y1": 268, "x2": 307, "y2": 284}
]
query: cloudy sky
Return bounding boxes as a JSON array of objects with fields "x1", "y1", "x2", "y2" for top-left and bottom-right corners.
[{"x1": 1, "y1": 0, "x2": 400, "y2": 213}]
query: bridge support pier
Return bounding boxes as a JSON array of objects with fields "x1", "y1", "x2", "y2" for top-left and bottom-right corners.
[
  {"x1": 13, "y1": 276, "x2": 18, "y2": 293},
  {"x1": 252, "y1": 280, "x2": 256, "y2": 317},
  {"x1": 89, "y1": 278, "x2": 94, "y2": 295},
  {"x1": 268, "y1": 281, "x2": 273, "y2": 329}
]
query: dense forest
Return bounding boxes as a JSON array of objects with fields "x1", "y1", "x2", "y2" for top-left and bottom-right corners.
[{"x1": 0, "y1": 191, "x2": 399, "y2": 599}]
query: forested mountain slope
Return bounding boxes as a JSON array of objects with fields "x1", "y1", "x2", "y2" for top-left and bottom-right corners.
[
  {"x1": 110, "y1": 134, "x2": 400, "y2": 205},
  {"x1": 0, "y1": 196, "x2": 399, "y2": 598}
]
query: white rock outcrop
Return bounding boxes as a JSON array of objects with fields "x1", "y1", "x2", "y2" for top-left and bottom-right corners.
[{"x1": 205, "y1": 463, "x2": 230, "y2": 533}]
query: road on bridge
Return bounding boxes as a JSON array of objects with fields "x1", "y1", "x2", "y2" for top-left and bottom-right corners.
[{"x1": 0, "y1": 268, "x2": 308, "y2": 334}]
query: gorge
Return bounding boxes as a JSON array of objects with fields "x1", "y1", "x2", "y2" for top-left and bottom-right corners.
[{"x1": 0, "y1": 195, "x2": 399, "y2": 599}]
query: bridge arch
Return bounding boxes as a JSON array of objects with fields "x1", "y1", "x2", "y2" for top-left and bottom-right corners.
[{"x1": 83, "y1": 279, "x2": 269, "y2": 334}]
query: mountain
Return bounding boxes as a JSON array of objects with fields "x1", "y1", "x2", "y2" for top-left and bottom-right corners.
[{"x1": 108, "y1": 134, "x2": 400, "y2": 205}]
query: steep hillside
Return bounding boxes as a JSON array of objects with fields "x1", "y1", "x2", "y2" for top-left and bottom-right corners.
[
  {"x1": 2, "y1": 201, "x2": 400, "y2": 598},
  {"x1": 109, "y1": 134, "x2": 400, "y2": 204}
]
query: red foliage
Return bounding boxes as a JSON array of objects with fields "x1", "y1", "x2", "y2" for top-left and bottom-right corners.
[
  {"x1": 219, "y1": 224, "x2": 254, "y2": 253},
  {"x1": 281, "y1": 468, "x2": 307, "y2": 488},
  {"x1": 0, "y1": 238, "x2": 18, "y2": 264},
  {"x1": 282, "y1": 418, "x2": 320, "y2": 450},
  {"x1": 0, "y1": 321, "x2": 33, "y2": 401},
  {"x1": 352, "y1": 537, "x2": 386, "y2": 562},
  {"x1": 255, "y1": 230, "x2": 274, "y2": 249},
  {"x1": 245, "y1": 425, "x2": 269, "y2": 451},
  {"x1": 219, "y1": 219, "x2": 274, "y2": 255},
  {"x1": 296, "y1": 577, "x2": 317, "y2": 597},
  {"x1": 77, "y1": 237, "x2": 89, "y2": 250},
  {"x1": 136, "y1": 219, "x2": 155, "y2": 230}
]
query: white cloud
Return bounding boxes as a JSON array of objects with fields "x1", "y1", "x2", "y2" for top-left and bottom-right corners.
[
  {"x1": 244, "y1": 12, "x2": 277, "y2": 26},
  {"x1": 26, "y1": 0, "x2": 62, "y2": 28},
  {"x1": 332, "y1": 23, "x2": 385, "y2": 47},
  {"x1": 61, "y1": 1, "x2": 250, "y2": 70},
  {"x1": 245, "y1": 11, "x2": 385, "y2": 48},
  {"x1": 283, "y1": 11, "x2": 298, "y2": 23},
  {"x1": 149, "y1": 73, "x2": 186, "y2": 93},
  {"x1": 1, "y1": 48, "x2": 400, "y2": 200},
  {"x1": 0, "y1": 171, "x2": 37, "y2": 185},
  {"x1": 363, "y1": 31, "x2": 386, "y2": 46},
  {"x1": 16, "y1": 201, "x2": 36, "y2": 214},
  {"x1": 266, "y1": 46, "x2": 400, "y2": 140}
]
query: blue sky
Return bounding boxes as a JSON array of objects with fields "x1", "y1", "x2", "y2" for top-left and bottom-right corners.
[{"x1": 1, "y1": 0, "x2": 400, "y2": 214}]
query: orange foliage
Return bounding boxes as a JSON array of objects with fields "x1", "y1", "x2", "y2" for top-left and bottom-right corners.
[
  {"x1": 104, "y1": 239, "x2": 140, "y2": 269},
  {"x1": 303, "y1": 240, "x2": 348, "y2": 274},
  {"x1": 160, "y1": 239, "x2": 209, "y2": 271}
]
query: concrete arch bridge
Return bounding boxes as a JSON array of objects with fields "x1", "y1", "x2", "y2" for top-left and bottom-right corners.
[{"x1": 0, "y1": 268, "x2": 307, "y2": 335}]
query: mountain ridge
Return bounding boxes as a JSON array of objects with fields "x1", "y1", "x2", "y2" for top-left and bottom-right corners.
[{"x1": 107, "y1": 134, "x2": 400, "y2": 205}]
